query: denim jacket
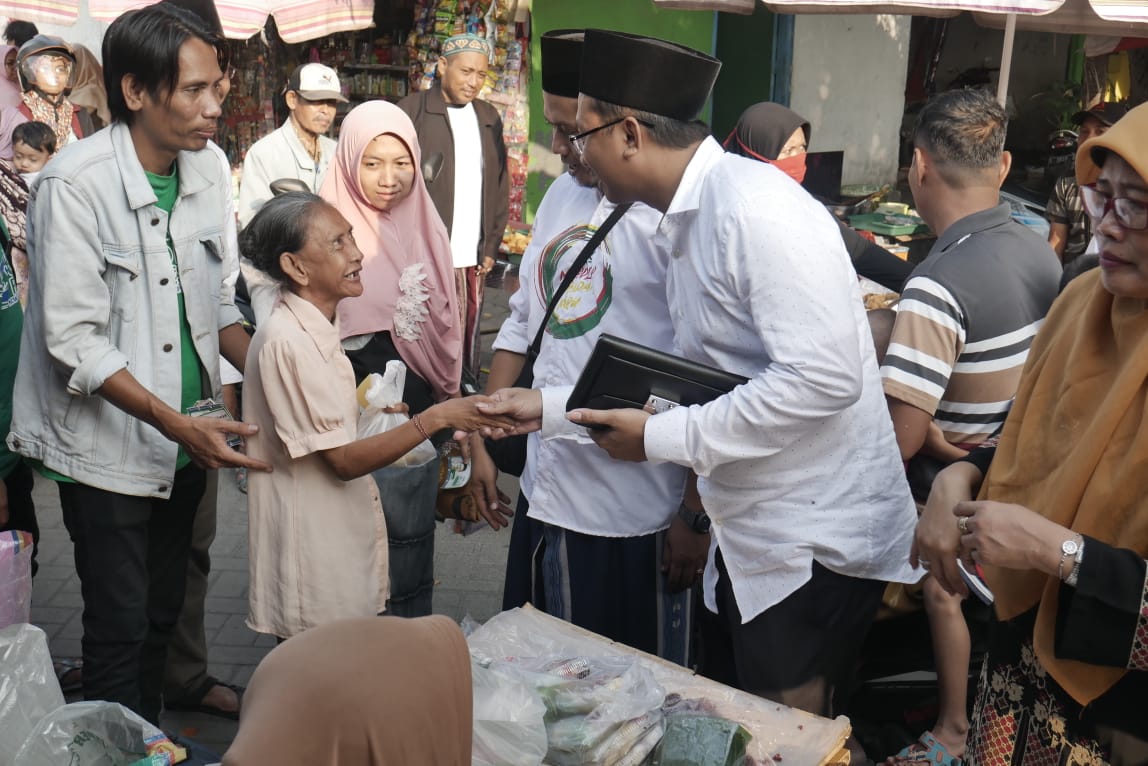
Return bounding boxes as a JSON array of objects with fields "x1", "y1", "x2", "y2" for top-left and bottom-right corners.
[{"x1": 8, "y1": 123, "x2": 242, "y2": 498}]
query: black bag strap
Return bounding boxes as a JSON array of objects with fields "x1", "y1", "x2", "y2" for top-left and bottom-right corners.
[{"x1": 527, "y1": 202, "x2": 633, "y2": 357}]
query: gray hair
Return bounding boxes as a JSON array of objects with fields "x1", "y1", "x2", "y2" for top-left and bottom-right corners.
[
  {"x1": 238, "y1": 192, "x2": 329, "y2": 285},
  {"x1": 584, "y1": 96, "x2": 710, "y2": 150},
  {"x1": 913, "y1": 89, "x2": 1007, "y2": 187}
]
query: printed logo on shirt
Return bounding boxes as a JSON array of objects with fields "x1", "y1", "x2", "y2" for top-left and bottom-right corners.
[
  {"x1": 537, "y1": 222, "x2": 613, "y2": 340},
  {"x1": 0, "y1": 255, "x2": 18, "y2": 310}
]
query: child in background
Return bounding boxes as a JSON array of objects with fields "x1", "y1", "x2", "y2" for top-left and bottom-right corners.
[{"x1": 11, "y1": 121, "x2": 54, "y2": 183}]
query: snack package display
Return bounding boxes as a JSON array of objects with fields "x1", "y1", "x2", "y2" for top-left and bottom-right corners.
[{"x1": 467, "y1": 606, "x2": 852, "y2": 765}]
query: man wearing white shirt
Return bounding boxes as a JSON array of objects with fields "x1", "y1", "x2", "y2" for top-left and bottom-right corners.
[
  {"x1": 482, "y1": 30, "x2": 917, "y2": 717},
  {"x1": 399, "y1": 34, "x2": 509, "y2": 385},
  {"x1": 472, "y1": 30, "x2": 707, "y2": 664}
]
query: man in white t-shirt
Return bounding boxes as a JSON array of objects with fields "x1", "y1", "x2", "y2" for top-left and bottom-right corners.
[
  {"x1": 472, "y1": 30, "x2": 707, "y2": 664},
  {"x1": 398, "y1": 34, "x2": 509, "y2": 385}
]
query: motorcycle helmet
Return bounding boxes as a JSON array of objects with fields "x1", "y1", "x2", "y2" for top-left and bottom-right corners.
[{"x1": 16, "y1": 35, "x2": 75, "y2": 95}]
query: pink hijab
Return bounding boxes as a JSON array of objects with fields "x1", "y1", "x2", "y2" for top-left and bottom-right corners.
[
  {"x1": 0, "y1": 46, "x2": 20, "y2": 110},
  {"x1": 322, "y1": 101, "x2": 461, "y2": 400}
]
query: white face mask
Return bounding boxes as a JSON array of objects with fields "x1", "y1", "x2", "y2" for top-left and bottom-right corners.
[{"x1": 20, "y1": 170, "x2": 40, "y2": 186}]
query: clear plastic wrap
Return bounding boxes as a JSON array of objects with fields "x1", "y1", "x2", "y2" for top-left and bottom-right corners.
[
  {"x1": 356, "y1": 363, "x2": 437, "y2": 467},
  {"x1": 471, "y1": 660, "x2": 548, "y2": 766},
  {"x1": 0, "y1": 530, "x2": 34, "y2": 629},
  {"x1": 0, "y1": 623, "x2": 65, "y2": 757},
  {"x1": 13, "y1": 700, "x2": 183, "y2": 765}
]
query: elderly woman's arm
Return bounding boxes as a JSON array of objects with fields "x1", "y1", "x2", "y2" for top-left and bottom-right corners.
[{"x1": 1056, "y1": 538, "x2": 1148, "y2": 671}]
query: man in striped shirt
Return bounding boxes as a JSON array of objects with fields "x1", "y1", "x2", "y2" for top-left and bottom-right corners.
[{"x1": 879, "y1": 89, "x2": 1061, "y2": 766}]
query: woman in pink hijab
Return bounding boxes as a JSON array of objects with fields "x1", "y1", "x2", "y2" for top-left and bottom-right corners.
[{"x1": 320, "y1": 100, "x2": 462, "y2": 618}]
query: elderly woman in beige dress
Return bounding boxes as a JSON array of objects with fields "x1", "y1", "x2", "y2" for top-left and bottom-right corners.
[{"x1": 240, "y1": 192, "x2": 512, "y2": 640}]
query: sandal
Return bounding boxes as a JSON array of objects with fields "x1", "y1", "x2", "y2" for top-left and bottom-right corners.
[
  {"x1": 887, "y1": 732, "x2": 963, "y2": 766},
  {"x1": 53, "y1": 658, "x2": 82, "y2": 694},
  {"x1": 164, "y1": 678, "x2": 244, "y2": 721}
]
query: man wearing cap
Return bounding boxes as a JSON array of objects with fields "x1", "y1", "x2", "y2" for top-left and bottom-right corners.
[
  {"x1": 0, "y1": 35, "x2": 93, "y2": 160},
  {"x1": 238, "y1": 62, "x2": 346, "y2": 321},
  {"x1": 1047, "y1": 101, "x2": 1127, "y2": 281},
  {"x1": 398, "y1": 33, "x2": 508, "y2": 386},
  {"x1": 484, "y1": 30, "x2": 917, "y2": 716},
  {"x1": 475, "y1": 30, "x2": 706, "y2": 663}
]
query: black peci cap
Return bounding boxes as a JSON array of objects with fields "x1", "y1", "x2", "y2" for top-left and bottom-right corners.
[
  {"x1": 540, "y1": 29, "x2": 584, "y2": 98},
  {"x1": 579, "y1": 29, "x2": 720, "y2": 122}
]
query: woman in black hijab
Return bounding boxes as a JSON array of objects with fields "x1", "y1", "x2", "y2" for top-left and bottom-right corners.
[{"x1": 726, "y1": 102, "x2": 912, "y2": 293}]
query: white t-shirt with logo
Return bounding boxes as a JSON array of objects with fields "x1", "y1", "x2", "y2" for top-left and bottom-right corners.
[
  {"x1": 493, "y1": 173, "x2": 686, "y2": 537},
  {"x1": 446, "y1": 102, "x2": 483, "y2": 269}
]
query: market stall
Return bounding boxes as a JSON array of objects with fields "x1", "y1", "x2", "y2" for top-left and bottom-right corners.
[{"x1": 468, "y1": 605, "x2": 852, "y2": 766}]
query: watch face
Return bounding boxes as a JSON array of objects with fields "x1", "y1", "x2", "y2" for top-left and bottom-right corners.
[{"x1": 1062, "y1": 539, "x2": 1080, "y2": 556}]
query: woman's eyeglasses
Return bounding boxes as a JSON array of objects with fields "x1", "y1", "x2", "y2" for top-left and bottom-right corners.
[{"x1": 1081, "y1": 184, "x2": 1148, "y2": 231}]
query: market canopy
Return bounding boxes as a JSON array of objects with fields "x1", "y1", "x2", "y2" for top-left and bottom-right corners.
[{"x1": 0, "y1": 0, "x2": 375, "y2": 43}]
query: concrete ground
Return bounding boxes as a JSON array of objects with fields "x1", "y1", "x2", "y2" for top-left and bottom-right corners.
[{"x1": 26, "y1": 275, "x2": 520, "y2": 756}]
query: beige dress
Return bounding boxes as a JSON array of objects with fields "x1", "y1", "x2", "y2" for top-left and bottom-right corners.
[{"x1": 244, "y1": 290, "x2": 389, "y2": 638}]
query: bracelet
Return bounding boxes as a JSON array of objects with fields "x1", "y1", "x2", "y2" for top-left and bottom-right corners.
[{"x1": 411, "y1": 413, "x2": 432, "y2": 442}]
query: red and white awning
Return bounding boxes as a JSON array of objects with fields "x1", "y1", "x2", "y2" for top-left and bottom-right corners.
[{"x1": 0, "y1": 0, "x2": 375, "y2": 42}]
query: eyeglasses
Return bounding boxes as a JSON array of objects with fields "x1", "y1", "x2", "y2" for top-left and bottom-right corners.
[
  {"x1": 1081, "y1": 184, "x2": 1148, "y2": 231},
  {"x1": 569, "y1": 116, "x2": 653, "y2": 155}
]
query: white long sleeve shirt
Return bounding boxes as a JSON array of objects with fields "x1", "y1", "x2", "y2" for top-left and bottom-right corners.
[
  {"x1": 493, "y1": 173, "x2": 687, "y2": 536},
  {"x1": 642, "y1": 138, "x2": 918, "y2": 622}
]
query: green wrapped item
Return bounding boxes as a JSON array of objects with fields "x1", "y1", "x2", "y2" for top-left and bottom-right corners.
[
  {"x1": 651, "y1": 715, "x2": 751, "y2": 766},
  {"x1": 546, "y1": 710, "x2": 663, "y2": 766}
]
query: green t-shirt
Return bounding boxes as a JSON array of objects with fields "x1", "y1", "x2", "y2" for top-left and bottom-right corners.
[
  {"x1": 35, "y1": 167, "x2": 205, "y2": 482},
  {"x1": 0, "y1": 218, "x2": 24, "y2": 480},
  {"x1": 147, "y1": 166, "x2": 206, "y2": 470}
]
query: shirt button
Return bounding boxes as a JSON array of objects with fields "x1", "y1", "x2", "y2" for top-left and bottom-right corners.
[
  {"x1": 163, "y1": 343, "x2": 173, "y2": 352},
  {"x1": 160, "y1": 278, "x2": 169, "y2": 286},
  {"x1": 150, "y1": 218, "x2": 160, "y2": 226},
  {"x1": 158, "y1": 485, "x2": 168, "y2": 493}
]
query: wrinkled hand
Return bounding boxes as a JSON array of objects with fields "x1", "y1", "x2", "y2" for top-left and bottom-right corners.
[
  {"x1": 475, "y1": 388, "x2": 543, "y2": 436},
  {"x1": 169, "y1": 416, "x2": 272, "y2": 472},
  {"x1": 434, "y1": 395, "x2": 518, "y2": 435},
  {"x1": 954, "y1": 500, "x2": 1068, "y2": 577},
  {"x1": 467, "y1": 436, "x2": 514, "y2": 531},
  {"x1": 913, "y1": 460, "x2": 982, "y2": 596},
  {"x1": 566, "y1": 407, "x2": 650, "y2": 462},
  {"x1": 663, "y1": 513, "x2": 710, "y2": 593}
]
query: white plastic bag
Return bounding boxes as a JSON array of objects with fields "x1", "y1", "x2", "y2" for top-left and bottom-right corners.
[
  {"x1": 471, "y1": 660, "x2": 548, "y2": 766},
  {"x1": 357, "y1": 361, "x2": 437, "y2": 467},
  {"x1": 0, "y1": 529, "x2": 34, "y2": 629},
  {"x1": 0, "y1": 623, "x2": 66, "y2": 758},
  {"x1": 14, "y1": 700, "x2": 183, "y2": 765}
]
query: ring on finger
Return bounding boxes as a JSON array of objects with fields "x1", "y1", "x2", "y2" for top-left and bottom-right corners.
[{"x1": 958, "y1": 516, "x2": 970, "y2": 535}]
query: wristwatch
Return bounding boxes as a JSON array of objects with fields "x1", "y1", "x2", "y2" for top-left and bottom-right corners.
[
  {"x1": 1058, "y1": 535, "x2": 1085, "y2": 586},
  {"x1": 677, "y1": 504, "x2": 711, "y2": 534}
]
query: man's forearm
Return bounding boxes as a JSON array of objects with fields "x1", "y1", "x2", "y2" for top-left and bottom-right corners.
[
  {"x1": 219, "y1": 323, "x2": 250, "y2": 376},
  {"x1": 485, "y1": 349, "x2": 526, "y2": 393},
  {"x1": 96, "y1": 368, "x2": 186, "y2": 442}
]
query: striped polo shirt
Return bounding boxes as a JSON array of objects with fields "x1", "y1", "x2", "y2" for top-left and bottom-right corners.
[{"x1": 881, "y1": 203, "x2": 1062, "y2": 447}]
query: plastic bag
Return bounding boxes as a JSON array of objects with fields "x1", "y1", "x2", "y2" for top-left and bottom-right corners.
[
  {"x1": 0, "y1": 623, "x2": 66, "y2": 757},
  {"x1": 0, "y1": 529, "x2": 34, "y2": 629},
  {"x1": 13, "y1": 700, "x2": 185, "y2": 765},
  {"x1": 356, "y1": 362, "x2": 437, "y2": 467},
  {"x1": 471, "y1": 660, "x2": 547, "y2": 766}
]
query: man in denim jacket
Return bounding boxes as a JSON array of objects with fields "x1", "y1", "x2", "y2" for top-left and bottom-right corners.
[{"x1": 7, "y1": 4, "x2": 268, "y2": 724}]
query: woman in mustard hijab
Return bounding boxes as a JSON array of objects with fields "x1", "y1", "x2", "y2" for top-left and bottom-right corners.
[{"x1": 915, "y1": 103, "x2": 1148, "y2": 764}]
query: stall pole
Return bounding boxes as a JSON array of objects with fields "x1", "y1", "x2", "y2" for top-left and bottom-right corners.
[{"x1": 996, "y1": 12, "x2": 1016, "y2": 106}]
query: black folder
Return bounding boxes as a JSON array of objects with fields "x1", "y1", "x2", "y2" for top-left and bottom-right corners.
[{"x1": 566, "y1": 334, "x2": 748, "y2": 414}]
